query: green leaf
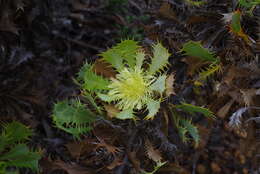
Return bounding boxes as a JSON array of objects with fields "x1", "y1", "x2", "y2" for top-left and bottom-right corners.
[
  {"x1": 145, "y1": 99, "x2": 161, "y2": 120},
  {"x1": 180, "y1": 119, "x2": 199, "y2": 146},
  {"x1": 78, "y1": 63, "x2": 110, "y2": 92},
  {"x1": 101, "y1": 40, "x2": 139, "y2": 71},
  {"x1": 198, "y1": 63, "x2": 221, "y2": 81},
  {"x1": 148, "y1": 42, "x2": 170, "y2": 75},
  {"x1": 52, "y1": 100, "x2": 96, "y2": 138},
  {"x1": 100, "y1": 48, "x2": 124, "y2": 71},
  {"x1": 2, "y1": 122, "x2": 32, "y2": 144},
  {"x1": 83, "y1": 92, "x2": 103, "y2": 115},
  {"x1": 150, "y1": 75, "x2": 167, "y2": 94},
  {"x1": 96, "y1": 93, "x2": 114, "y2": 102},
  {"x1": 141, "y1": 161, "x2": 167, "y2": 174},
  {"x1": 231, "y1": 11, "x2": 242, "y2": 33},
  {"x1": 175, "y1": 103, "x2": 215, "y2": 119},
  {"x1": 178, "y1": 126, "x2": 189, "y2": 143},
  {"x1": 116, "y1": 109, "x2": 135, "y2": 120},
  {"x1": 238, "y1": 0, "x2": 260, "y2": 9},
  {"x1": 135, "y1": 51, "x2": 145, "y2": 70},
  {"x1": 0, "y1": 144, "x2": 41, "y2": 172},
  {"x1": 181, "y1": 41, "x2": 219, "y2": 63}
]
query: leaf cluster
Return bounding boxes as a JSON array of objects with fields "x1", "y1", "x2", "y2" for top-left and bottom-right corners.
[
  {"x1": 0, "y1": 122, "x2": 41, "y2": 174},
  {"x1": 181, "y1": 41, "x2": 221, "y2": 84},
  {"x1": 52, "y1": 99, "x2": 97, "y2": 139}
]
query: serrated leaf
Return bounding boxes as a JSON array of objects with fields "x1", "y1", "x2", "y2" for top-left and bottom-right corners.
[
  {"x1": 52, "y1": 100, "x2": 96, "y2": 138},
  {"x1": 230, "y1": 11, "x2": 250, "y2": 42},
  {"x1": 0, "y1": 144, "x2": 40, "y2": 171},
  {"x1": 101, "y1": 40, "x2": 139, "y2": 71},
  {"x1": 0, "y1": 144, "x2": 30, "y2": 161},
  {"x1": 198, "y1": 63, "x2": 221, "y2": 81},
  {"x1": 181, "y1": 41, "x2": 218, "y2": 63},
  {"x1": 6, "y1": 153, "x2": 40, "y2": 172},
  {"x1": 145, "y1": 99, "x2": 161, "y2": 120},
  {"x1": 175, "y1": 103, "x2": 215, "y2": 119},
  {"x1": 180, "y1": 119, "x2": 199, "y2": 146},
  {"x1": 2, "y1": 122, "x2": 32, "y2": 145},
  {"x1": 78, "y1": 63, "x2": 110, "y2": 92},
  {"x1": 135, "y1": 51, "x2": 145, "y2": 70},
  {"x1": 100, "y1": 48, "x2": 124, "y2": 71},
  {"x1": 231, "y1": 11, "x2": 242, "y2": 33},
  {"x1": 148, "y1": 43, "x2": 170, "y2": 75},
  {"x1": 150, "y1": 75, "x2": 167, "y2": 94},
  {"x1": 178, "y1": 126, "x2": 189, "y2": 143},
  {"x1": 116, "y1": 109, "x2": 135, "y2": 120},
  {"x1": 96, "y1": 93, "x2": 114, "y2": 102}
]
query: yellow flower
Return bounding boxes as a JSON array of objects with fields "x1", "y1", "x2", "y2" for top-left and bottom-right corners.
[{"x1": 108, "y1": 68, "x2": 155, "y2": 110}]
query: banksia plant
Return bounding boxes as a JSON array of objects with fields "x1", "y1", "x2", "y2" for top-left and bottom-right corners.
[
  {"x1": 51, "y1": 40, "x2": 171, "y2": 138},
  {"x1": 78, "y1": 40, "x2": 171, "y2": 120},
  {"x1": 0, "y1": 122, "x2": 41, "y2": 173}
]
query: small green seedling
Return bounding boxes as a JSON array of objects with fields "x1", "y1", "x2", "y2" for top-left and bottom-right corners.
[{"x1": 0, "y1": 122, "x2": 41, "y2": 174}]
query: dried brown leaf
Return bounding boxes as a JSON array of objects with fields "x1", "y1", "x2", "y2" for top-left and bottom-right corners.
[
  {"x1": 158, "y1": 2, "x2": 178, "y2": 21},
  {"x1": 128, "y1": 151, "x2": 142, "y2": 172},
  {"x1": 197, "y1": 125, "x2": 211, "y2": 149},
  {"x1": 54, "y1": 160, "x2": 93, "y2": 174},
  {"x1": 104, "y1": 104, "x2": 120, "y2": 118},
  {"x1": 93, "y1": 59, "x2": 116, "y2": 78},
  {"x1": 165, "y1": 73, "x2": 175, "y2": 97},
  {"x1": 223, "y1": 66, "x2": 250, "y2": 85},
  {"x1": 95, "y1": 137, "x2": 122, "y2": 156},
  {"x1": 145, "y1": 140, "x2": 162, "y2": 162},
  {"x1": 159, "y1": 162, "x2": 189, "y2": 174},
  {"x1": 217, "y1": 99, "x2": 235, "y2": 118},
  {"x1": 0, "y1": 13, "x2": 18, "y2": 34},
  {"x1": 241, "y1": 89, "x2": 257, "y2": 106},
  {"x1": 106, "y1": 157, "x2": 123, "y2": 170},
  {"x1": 66, "y1": 138, "x2": 96, "y2": 160}
]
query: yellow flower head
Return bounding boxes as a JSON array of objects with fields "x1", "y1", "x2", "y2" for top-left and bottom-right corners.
[{"x1": 108, "y1": 68, "x2": 155, "y2": 110}]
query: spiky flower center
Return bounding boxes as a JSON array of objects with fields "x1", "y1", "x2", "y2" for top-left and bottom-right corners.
[{"x1": 108, "y1": 68, "x2": 154, "y2": 110}]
